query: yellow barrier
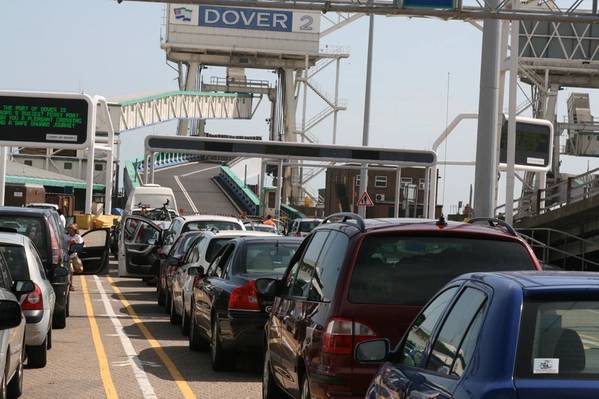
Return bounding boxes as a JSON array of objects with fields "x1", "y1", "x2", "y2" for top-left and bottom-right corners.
[
  {"x1": 73, "y1": 214, "x2": 120, "y2": 229},
  {"x1": 74, "y1": 214, "x2": 94, "y2": 230}
]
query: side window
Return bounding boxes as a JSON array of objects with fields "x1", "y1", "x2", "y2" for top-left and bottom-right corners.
[
  {"x1": 426, "y1": 288, "x2": 487, "y2": 377},
  {"x1": 311, "y1": 232, "x2": 349, "y2": 302},
  {"x1": 123, "y1": 218, "x2": 138, "y2": 242},
  {"x1": 398, "y1": 286, "x2": 460, "y2": 368},
  {"x1": 282, "y1": 236, "x2": 311, "y2": 296},
  {"x1": 291, "y1": 231, "x2": 329, "y2": 299},
  {"x1": 133, "y1": 221, "x2": 160, "y2": 245},
  {"x1": 0, "y1": 253, "x2": 11, "y2": 290},
  {"x1": 185, "y1": 238, "x2": 203, "y2": 264},
  {"x1": 208, "y1": 245, "x2": 234, "y2": 278}
]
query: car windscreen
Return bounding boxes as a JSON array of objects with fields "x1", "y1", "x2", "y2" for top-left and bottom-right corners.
[
  {"x1": 206, "y1": 238, "x2": 233, "y2": 263},
  {"x1": 182, "y1": 221, "x2": 242, "y2": 233},
  {"x1": 171, "y1": 233, "x2": 201, "y2": 258},
  {"x1": 235, "y1": 241, "x2": 299, "y2": 277},
  {"x1": 0, "y1": 245, "x2": 29, "y2": 280},
  {"x1": 517, "y1": 297, "x2": 599, "y2": 379},
  {"x1": 0, "y1": 217, "x2": 47, "y2": 261},
  {"x1": 298, "y1": 221, "x2": 321, "y2": 232},
  {"x1": 349, "y1": 235, "x2": 535, "y2": 305}
]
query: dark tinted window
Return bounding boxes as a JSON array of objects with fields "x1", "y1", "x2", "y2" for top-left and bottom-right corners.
[
  {"x1": 298, "y1": 221, "x2": 321, "y2": 233},
  {"x1": 398, "y1": 287, "x2": 459, "y2": 368},
  {"x1": 0, "y1": 216, "x2": 47, "y2": 260},
  {"x1": 311, "y1": 232, "x2": 349, "y2": 302},
  {"x1": 170, "y1": 233, "x2": 201, "y2": 259},
  {"x1": 427, "y1": 288, "x2": 487, "y2": 377},
  {"x1": 206, "y1": 238, "x2": 233, "y2": 263},
  {"x1": 350, "y1": 236, "x2": 534, "y2": 305},
  {"x1": 235, "y1": 241, "x2": 299, "y2": 277},
  {"x1": 291, "y1": 232, "x2": 329, "y2": 298},
  {"x1": 517, "y1": 297, "x2": 599, "y2": 379},
  {"x1": 183, "y1": 221, "x2": 242, "y2": 232},
  {"x1": 0, "y1": 252, "x2": 11, "y2": 290},
  {"x1": 0, "y1": 245, "x2": 29, "y2": 281}
]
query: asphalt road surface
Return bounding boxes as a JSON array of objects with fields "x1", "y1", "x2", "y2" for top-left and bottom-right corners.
[{"x1": 23, "y1": 259, "x2": 261, "y2": 399}]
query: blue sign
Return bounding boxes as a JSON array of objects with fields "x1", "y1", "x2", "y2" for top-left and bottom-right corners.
[
  {"x1": 198, "y1": 6, "x2": 293, "y2": 32},
  {"x1": 403, "y1": 0, "x2": 455, "y2": 9}
]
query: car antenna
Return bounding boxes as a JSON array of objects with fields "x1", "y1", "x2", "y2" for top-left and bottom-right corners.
[{"x1": 436, "y1": 214, "x2": 447, "y2": 227}]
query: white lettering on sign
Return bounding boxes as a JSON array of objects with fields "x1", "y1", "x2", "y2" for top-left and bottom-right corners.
[
  {"x1": 205, "y1": 9, "x2": 220, "y2": 24},
  {"x1": 223, "y1": 10, "x2": 239, "y2": 25},
  {"x1": 273, "y1": 14, "x2": 288, "y2": 29}
]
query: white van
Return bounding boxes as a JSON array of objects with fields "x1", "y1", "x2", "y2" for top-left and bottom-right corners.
[{"x1": 125, "y1": 185, "x2": 178, "y2": 214}]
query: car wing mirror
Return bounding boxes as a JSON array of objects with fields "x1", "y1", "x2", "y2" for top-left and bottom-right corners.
[
  {"x1": 12, "y1": 280, "x2": 35, "y2": 296},
  {"x1": 255, "y1": 278, "x2": 281, "y2": 297},
  {"x1": 355, "y1": 339, "x2": 391, "y2": 363},
  {"x1": 0, "y1": 300, "x2": 22, "y2": 330}
]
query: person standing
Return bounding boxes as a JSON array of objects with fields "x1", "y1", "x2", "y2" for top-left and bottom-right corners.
[{"x1": 58, "y1": 208, "x2": 66, "y2": 228}]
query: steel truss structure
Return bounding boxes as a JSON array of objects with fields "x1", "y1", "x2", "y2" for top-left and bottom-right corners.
[{"x1": 125, "y1": 0, "x2": 599, "y2": 24}]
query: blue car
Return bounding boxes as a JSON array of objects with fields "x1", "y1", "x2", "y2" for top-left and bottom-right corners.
[{"x1": 356, "y1": 271, "x2": 599, "y2": 399}]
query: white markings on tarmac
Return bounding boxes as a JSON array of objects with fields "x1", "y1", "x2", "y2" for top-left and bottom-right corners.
[
  {"x1": 180, "y1": 164, "x2": 220, "y2": 178},
  {"x1": 174, "y1": 175, "x2": 199, "y2": 213},
  {"x1": 93, "y1": 275, "x2": 159, "y2": 399}
]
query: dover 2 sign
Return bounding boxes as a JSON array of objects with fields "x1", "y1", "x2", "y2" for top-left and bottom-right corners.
[{"x1": 0, "y1": 91, "x2": 94, "y2": 149}]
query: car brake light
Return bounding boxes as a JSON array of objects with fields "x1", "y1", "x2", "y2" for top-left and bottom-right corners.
[
  {"x1": 322, "y1": 318, "x2": 376, "y2": 355},
  {"x1": 47, "y1": 221, "x2": 61, "y2": 268},
  {"x1": 21, "y1": 283, "x2": 44, "y2": 311},
  {"x1": 228, "y1": 280, "x2": 260, "y2": 311}
]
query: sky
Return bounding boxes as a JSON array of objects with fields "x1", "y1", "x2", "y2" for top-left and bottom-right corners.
[{"x1": 3, "y1": 0, "x2": 599, "y2": 213}]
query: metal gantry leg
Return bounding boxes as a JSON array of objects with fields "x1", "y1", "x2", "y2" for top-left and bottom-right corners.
[
  {"x1": 85, "y1": 139, "x2": 96, "y2": 214},
  {"x1": 275, "y1": 159, "x2": 284, "y2": 220},
  {"x1": 0, "y1": 147, "x2": 6, "y2": 207},
  {"x1": 394, "y1": 167, "x2": 402, "y2": 218}
]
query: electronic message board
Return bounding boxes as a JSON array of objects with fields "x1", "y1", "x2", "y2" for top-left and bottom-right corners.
[
  {"x1": 0, "y1": 91, "x2": 94, "y2": 149},
  {"x1": 499, "y1": 116, "x2": 553, "y2": 172}
]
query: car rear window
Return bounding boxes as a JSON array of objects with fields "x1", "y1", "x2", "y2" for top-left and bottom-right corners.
[
  {"x1": 235, "y1": 241, "x2": 299, "y2": 277},
  {"x1": 299, "y1": 221, "x2": 320, "y2": 232},
  {"x1": 517, "y1": 297, "x2": 599, "y2": 379},
  {"x1": 349, "y1": 235, "x2": 535, "y2": 305},
  {"x1": 182, "y1": 221, "x2": 242, "y2": 232},
  {"x1": 0, "y1": 216, "x2": 47, "y2": 261},
  {"x1": 0, "y1": 245, "x2": 29, "y2": 280}
]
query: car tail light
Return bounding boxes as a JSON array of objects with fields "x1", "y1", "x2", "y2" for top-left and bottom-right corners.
[
  {"x1": 47, "y1": 220, "x2": 61, "y2": 268},
  {"x1": 228, "y1": 280, "x2": 260, "y2": 311},
  {"x1": 21, "y1": 283, "x2": 44, "y2": 311},
  {"x1": 322, "y1": 318, "x2": 377, "y2": 355}
]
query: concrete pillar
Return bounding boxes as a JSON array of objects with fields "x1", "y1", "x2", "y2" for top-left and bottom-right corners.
[{"x1": 281, "y1": 68, "x2": 300, "y2": 206}]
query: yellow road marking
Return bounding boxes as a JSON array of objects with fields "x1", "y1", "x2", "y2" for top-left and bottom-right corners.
[
  {"x1": 107, "y1": 276, "x2": 197, "y2": 399},
  {"x1": 80, "y1": 275, "x2": 119, "y2": 399}
]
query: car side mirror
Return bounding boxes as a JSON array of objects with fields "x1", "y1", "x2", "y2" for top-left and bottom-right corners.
[
  {"x1": 167, "y1": 256, "x2": 180, "y2": 266},
  {"x1": 255, "y1": 278, "x2": 281, "y2": 297},
  {"x1": 188, "y1": 266, "x2": 205, "y2": 277},
  {"x1": 12, "y1": 280, "x2": 35, "y2": 296},
  {"x1": 355, "y1": 339, "x2": 391, "y2": 363},
  {"x1": 0, "y1": 300, "x2": 22, "y2": 330}
]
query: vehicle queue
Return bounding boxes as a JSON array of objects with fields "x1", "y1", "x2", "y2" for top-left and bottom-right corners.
[{"x1": 0, "y1": 194, "x2": 598, "y2": 398}]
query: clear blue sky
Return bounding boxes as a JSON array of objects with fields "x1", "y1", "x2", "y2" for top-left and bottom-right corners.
[{"x1": 3, "y1": 1, "x2": 598, "y2": 211}]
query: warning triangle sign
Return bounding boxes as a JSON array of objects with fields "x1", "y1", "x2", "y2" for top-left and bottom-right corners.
[{"x1": 357, "y1": 192, "x2": 375, "y2": 208}]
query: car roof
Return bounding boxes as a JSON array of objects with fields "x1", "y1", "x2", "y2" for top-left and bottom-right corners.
[
  {"x1": 236, "y1": 236, "x2": 303, "y2": 244},
  {"x1": 0, "y1": 206, "x2": 51, "y2": 217},
  {"x1": 462, "y1": 271, "x2": 599, "y2": 292},
  {"x1": 0, "y1": 232, "x2": 28, "y2": 246},
  {"x1": 132, "y1": 186, "x2": 174, "y2": 194},
  {"x1": 178, "y1": 215, "x2": 242, "y2": 223},
  {"x1": 317, "y1": 217, "x2": 520, "y2": 240},
  {"x1": 296, "y1": 218, "x2": 322, "y2": 222},
  {"x1": 208, "y1": 231, "x2": 278, "y2": 238}
]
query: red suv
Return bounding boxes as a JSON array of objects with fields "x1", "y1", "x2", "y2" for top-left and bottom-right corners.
[{"x1": 257, "y1": 213, "x2": 541, "y2": 399}]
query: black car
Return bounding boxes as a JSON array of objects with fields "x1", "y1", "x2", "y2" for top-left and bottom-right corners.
[
  {"x1": 0, "y1": 207, "x2": 111, "y2": 329},
  {"x1": 157, "y1": 231, "x2": 203, "y2": 310},
  {"x1": 189, "y1": 236, "x2": 302, "y2": 371}
]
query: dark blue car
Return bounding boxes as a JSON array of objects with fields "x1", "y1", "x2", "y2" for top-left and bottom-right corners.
[{"x1": 356, "y1": 271, "x2": 599, "y2": 399}]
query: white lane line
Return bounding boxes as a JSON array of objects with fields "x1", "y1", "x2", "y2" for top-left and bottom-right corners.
[
  {"x1": 180, "y1": 165, "x2": 220, "y2": 178},
  {"x1": 174, "y1": 175, "x2": 199, "y2": 213},
  {"x1": 93, "y1": 275, "x2": 158, "y2": 399},
  {"x1": 153, "y1": 161, "x2": 200, "y2": 174}
]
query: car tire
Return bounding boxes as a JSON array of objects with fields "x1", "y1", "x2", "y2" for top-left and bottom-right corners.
[
  {"x1": 47, "y1": 328, "x2": 52, "y2": 351},
  {"x1": 210, "y1": 319, "x2": 235, "y2": 371},
  {"x1": 181, "y1": 306, "x2": 190, "y2": 336},
  {"x1": 300, "y1": 375, "x2": 311, "y2": 399},
  {"x1": 52, "y1": 309, "x2": 66, "y2": 330},
  {"x1": 170, "y1": 296, "x2": 181, "y2": 325},
  {"x1": 262, "y1": 350, "x2": 285, "y2": 399},
  {"x1": 26, "y1": 340, "x2": 48, "y2": 369},
  {"x1": 189, "y1": 302, "x2": 208, "y2": 352},
  {"x1": 165, "y1": 293, "x2": 172, "y2": 313},
  {"x1": 157, "y1": 283, "x2": 165, "y2": 307},
  {"x1": 6, "y1": 346, "x2": 24, "y2": 399}
]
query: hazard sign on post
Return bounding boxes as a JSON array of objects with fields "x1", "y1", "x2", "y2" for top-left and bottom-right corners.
[{"x1": 357, "y1": 192, "x2": 375, "y2": 208}]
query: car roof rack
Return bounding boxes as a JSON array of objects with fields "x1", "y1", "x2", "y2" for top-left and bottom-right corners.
[
  {"x1": 321, "y1": 212, "x2": 366, "y2": 232},
  {"x1": 467, "y1": 217, "x2": 517, "y2": 236}
]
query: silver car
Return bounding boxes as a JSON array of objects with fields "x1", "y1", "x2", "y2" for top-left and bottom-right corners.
[
  {"x1": 0, "y1": 232, "x2": 55, "y2": 369},
  {"x1": 0, "y1": 248, "x2": 31, "y2": 398}
]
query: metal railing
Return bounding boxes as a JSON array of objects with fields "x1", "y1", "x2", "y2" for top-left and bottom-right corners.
[{"x1": 518, "y1": 227, "x2": 599, "y2": 271}]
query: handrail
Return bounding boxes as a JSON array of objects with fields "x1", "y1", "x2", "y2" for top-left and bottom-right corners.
[
  {"x1": 517, "y1": 227, "x2": 599, "y2": 247},
  {"x1": 321, "y1": 212, "x2": 366, "y2": 232},
  {"x1": 518, "y1": 231, "x2": 599, "y2": 270}
]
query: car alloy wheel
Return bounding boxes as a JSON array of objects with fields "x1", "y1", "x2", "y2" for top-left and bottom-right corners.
[{"x1": 7, "y1": 346, "x2": 24, "y2": 398}]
